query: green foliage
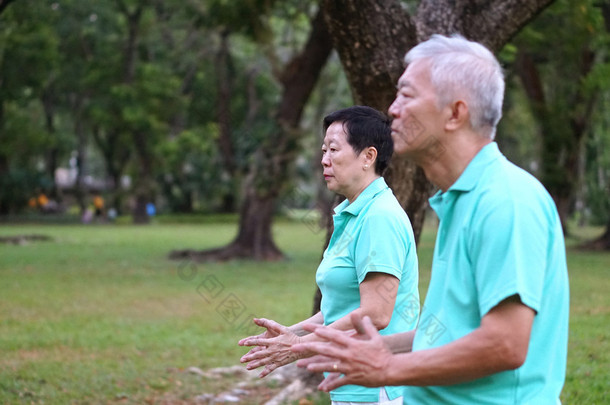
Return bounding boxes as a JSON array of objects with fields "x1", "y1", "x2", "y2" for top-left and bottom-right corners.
[
  {"x1": 155, "y1": 125, "x2": 226, "y2": 212},
  {"x1": 500, "y1": 0, "x2": 610, "y2": 225},
  {"x1": 584, "y1": 92, "x2": 610, "y2": 224},
  {"x1": 0, "y1": 3, "x2": 59, "y2": 99}
]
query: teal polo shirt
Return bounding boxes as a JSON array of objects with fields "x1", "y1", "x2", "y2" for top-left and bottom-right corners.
[
  {"x1": 403, "y1": 142, "x2": 569, "y2": 404},
  {"x1": 316, "y1": 177, "x2": 419, "y2": 403}
]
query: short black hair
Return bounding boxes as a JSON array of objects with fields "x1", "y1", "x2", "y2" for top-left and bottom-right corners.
[{"x1": 323, "y1": 105, "x2": 393, "y2": 174}]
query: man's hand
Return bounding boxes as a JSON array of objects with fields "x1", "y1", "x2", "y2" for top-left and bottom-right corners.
[{"x1": 293, "y1": 313, "x2": 393, "y2": 392}]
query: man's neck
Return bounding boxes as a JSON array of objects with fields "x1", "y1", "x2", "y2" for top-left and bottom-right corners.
[{"x1": 419, "y1": 132, "x2": 491, "y2": 192}]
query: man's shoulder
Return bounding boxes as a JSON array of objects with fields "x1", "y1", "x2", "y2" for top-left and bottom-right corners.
[{"x1": 479, "y1": 157, "x2": 550, "y2": 202}]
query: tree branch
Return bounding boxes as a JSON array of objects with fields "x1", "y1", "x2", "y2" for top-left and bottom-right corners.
[
  {"x1": 0, "y1": 0, "x2": 17, "y2": 16},
  {"x1": 322, "y1": 0, "x2": 417, "y2": 109},
  {"x1": 417, "y1": 0, "x2": 556, "y2": 51}
]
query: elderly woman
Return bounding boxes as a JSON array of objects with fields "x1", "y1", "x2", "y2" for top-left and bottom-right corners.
[{"x1": 238, "y1": 105, "x2": 419, "y2": 405}]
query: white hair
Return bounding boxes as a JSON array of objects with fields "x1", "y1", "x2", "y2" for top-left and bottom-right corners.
[{"x1": 404, "y1": 34, "x2": 505, "y2": 139}]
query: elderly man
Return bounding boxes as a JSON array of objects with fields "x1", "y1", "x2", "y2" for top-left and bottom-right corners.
[{"x1": 293, "y1": 34, "x2": 569, "y2": 404}]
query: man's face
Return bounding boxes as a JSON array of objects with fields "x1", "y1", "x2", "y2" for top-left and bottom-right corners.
[{"x1": 388, "y1": 60, "x2": 443, "y2": 157}]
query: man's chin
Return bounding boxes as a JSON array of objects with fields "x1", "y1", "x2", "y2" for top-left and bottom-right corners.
[{"x1": 392, "y1": 144, "x2": 410, "y2": 156}]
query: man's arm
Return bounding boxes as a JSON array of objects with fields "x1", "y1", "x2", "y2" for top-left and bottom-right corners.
[
  {"x1": 385, "y1": 295, "x2": 534, "y2": 386},
  {"x1": 294, "y1": 295, "x2": 535, "y2": 391}
]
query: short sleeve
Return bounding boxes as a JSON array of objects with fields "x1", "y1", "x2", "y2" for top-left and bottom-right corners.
[
  {"x1": 469, "y1": 194, "x2": 548, "y2": 316},
  {"x1": 353, "y1": 211, "x2": 410, "y2": 284}
]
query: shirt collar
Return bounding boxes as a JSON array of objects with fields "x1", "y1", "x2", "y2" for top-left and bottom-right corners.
[
  {"x1": 447, "y1": 142, "x2": 502, "y2": 193},
  {"x1": 334, "y1": 177, "x2": 389, "y2": 216}
]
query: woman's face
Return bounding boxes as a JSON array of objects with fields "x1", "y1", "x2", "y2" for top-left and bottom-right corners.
[{"x1": 321, "y1": 122, "x2": 368, "y2": 200}]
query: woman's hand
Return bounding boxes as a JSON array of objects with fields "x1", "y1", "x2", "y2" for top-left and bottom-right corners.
[{"x1": 238, "y1": 318, "x2": 305, "y2": 378}]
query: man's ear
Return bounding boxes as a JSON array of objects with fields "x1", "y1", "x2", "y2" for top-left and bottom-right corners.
[{"x1": 445, "y1": 100, "x2": 469, "y2": 131}]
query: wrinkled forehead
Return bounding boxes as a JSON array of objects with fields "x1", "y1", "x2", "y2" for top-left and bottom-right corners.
[{"x1": 397, "y1": 59, "x2": 432, "y2": 89}]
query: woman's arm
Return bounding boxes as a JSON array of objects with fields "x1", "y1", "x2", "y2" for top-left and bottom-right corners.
[
  {"x1": 322, "y1": 272, "x2": 399, "y2": 332},
  {"x1": 288, "y1": 311, "x2": 325, "y2": 336}
]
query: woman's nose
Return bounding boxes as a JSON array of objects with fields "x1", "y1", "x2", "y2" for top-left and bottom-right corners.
[{"x1": 321, "y1": 154, "x2": 330, "y2": 167}]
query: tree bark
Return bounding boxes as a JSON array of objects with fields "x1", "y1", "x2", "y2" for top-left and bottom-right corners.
[
  {"x1": 314, "y1": 0, "x2": 558, "y2": 313},
  {"x1": 116, "y1": 1, "x2": 152, "y2": 224},
  {"x1": 91, "y1": 126, "x2": 130, "y2": 215},
  {"x1": 416, "y1": 0, "x2": 554, "y2": 52},
  {"x1": 170, "y1": 8, "x2": 333, "y2": 262},
  {"x1": 322, "y1": 0, "x2": 557, "y2": 244},
  {"x1": 215, "y1": 29, "x2": 238, "y2": 213},
  {"x1": 0, "y1": 0, "x2": 16, "y2": 16},
  {"x1": 514, "y1": 39, "x2": 597, "y2": 232},
  {"x1": 322, "y1": 0, "x2": 432, "y2": 242},
  {"x1": 73, "y1": 96, "x2": 88, "y2": 214},
  {"x1": 41, "y1": 86, "x2": 62, "y2": 203}
]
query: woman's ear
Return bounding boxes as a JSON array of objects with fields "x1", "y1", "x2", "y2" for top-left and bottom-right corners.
[{"x1": 363, "y1": 147, "x2": 378, "y2": 168}]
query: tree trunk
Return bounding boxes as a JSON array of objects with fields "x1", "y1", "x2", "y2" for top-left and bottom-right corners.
[
  {"x1": 514, "y1": 40, "x2": 597, "y2": 233},
  {"x1": 169, "y1": 8, "x2": 333, "y2": 262},
  {"x1": 315, "y1": 0, "x2": 556, "y2": 313},
  {"x1": 42, "y1": 87, "x2": 62, "y2": 203},
  {"x1": 73, "y1": 99, "x2": 88, "y2": 214},
  {"x1": 0, "y1": 154, "x2": 8, "y2": 215},
  {"x1": 322, "y1": 0, "x2": 428, "y2": 242},
  {"x1": 323, "y1": 0, "x2": 556, "y2": 243},
  {"x1": 116, "y1": 2, "x2": 152, "y2": 224},
  {"x1": 132, "y1": 130, "x2": 153, "y2": 224},
  {"x1": 583, "y1": 217, "x2": 610, "y2": 250},
  {"x1": 215, "y1": 29, "x2": 238, "y2": 213},
  {"x1": 92, "y1": 126, "x2": 130, "y2": 216}
]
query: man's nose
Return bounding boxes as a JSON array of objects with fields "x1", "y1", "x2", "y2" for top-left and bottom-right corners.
[{"x1": 388, "y1": 99, "x2": 400, "y2": 118}]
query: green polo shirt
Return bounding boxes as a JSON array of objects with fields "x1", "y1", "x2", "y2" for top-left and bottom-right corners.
[
  {"x1": 316, "y1": 177, "x2": 419, "y2": 403},
  {"x1": 403, "y1": 142, "x2": 569, "y2": 404}
]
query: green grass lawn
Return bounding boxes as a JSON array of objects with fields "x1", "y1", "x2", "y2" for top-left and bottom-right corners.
[{"x1": 0, "y1": 217, "x2": 608, "y2": 404}]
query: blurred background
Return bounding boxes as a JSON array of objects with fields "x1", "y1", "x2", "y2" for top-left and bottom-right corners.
[
  {"x1": 0, "y1": 0, "x2": 608, "y2": 245},
  {"x1": 1, "y1": 0, "x2": 609, "y2": 404}
]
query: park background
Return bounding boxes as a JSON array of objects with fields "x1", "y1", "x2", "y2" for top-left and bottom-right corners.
[{"x1": 0, "y1": 0, "x2": 609, "y2": 404}]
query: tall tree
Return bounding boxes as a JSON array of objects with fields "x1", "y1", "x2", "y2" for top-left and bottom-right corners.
[
  {"x1": 171, "y1": 2, "x2": 333, "y2": 261},
  {"x1": 321, "y1": 0, "x2": 556, "y2": 243},
  {"x1": 509, "y1": 0, "x2": 604, "y2": 232},
  {"x1": 0, "y1": 2, "x2": 61, "y2": 214}
]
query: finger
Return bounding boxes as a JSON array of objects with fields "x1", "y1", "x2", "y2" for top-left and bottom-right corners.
[
  {"x1": 258, "y1": 362, "x2": 279, "y2": 378},
  {"x1": 240, "y1": 346, "x2": 265, "y2": 362},
  {"x1": 305, "y1": 358, "x2": 348, "y2": 374},
  {"x1": 254, "y1": 318, "x2": 288, "y2": 334},
  {"x1": 302, "y1": 323, "x2": 323, "y2": 333},
  {"x1": 241, "y1": 348, "x2": 271, "y2": 363},
  {"x1": 312, "y1": 326, "x2": 354, "y2": 347},
  {"x1": 245, "y1": 356, "x2": 274, "y2": 370},
  {"x1": 242, "y1": 336, "x2": 277, "y2": 346},
  {"x1": 238, "y1": 333, "x2": 264, "y2": 346},
  {"x1": 238, "y1": 319, "x2": 270, "y2": 345},
  {"x1": 360, "y1": 315, "x2": 380, "y2": 337},
  {"x1": 351, "y1": 312, "x2": 367, "y2": 335},
  {"x1": 318, "y1": 372, "x2": 350, "y2": 392},
  {"x1": 295, "y1": 354, "x2": 336, "y2": 368},
  {"x1": 293, "y1": 341, "x2": 349, "y2": 363}
]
